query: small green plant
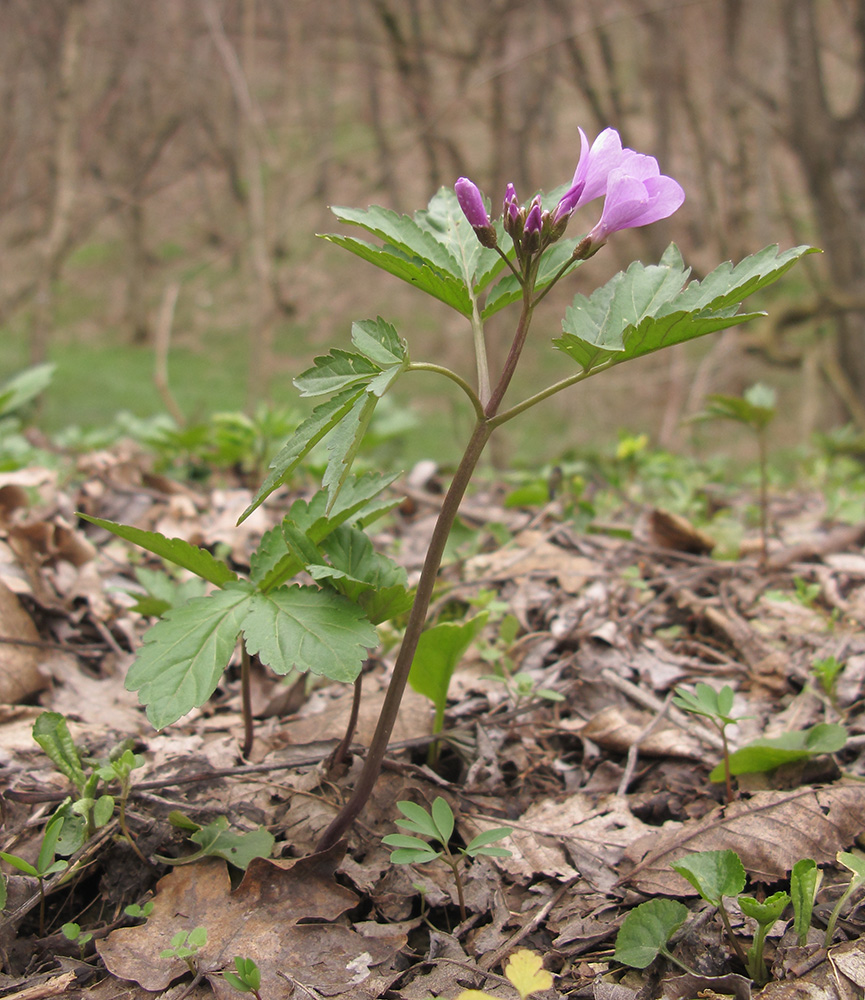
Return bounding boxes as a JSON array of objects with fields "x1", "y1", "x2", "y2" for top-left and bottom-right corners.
[
  {"x1": 614, "y1": 898, "x2": 693, "y2": 973},
  {"x1": 61, "y1": 920, "x2": 94, "y2": 959},
  {"x1": 476, "y1": 606, "x2": 564, "y2": 710},
  {"x1": 791, "y1": 858, "x2": 821, "y2": 946},
  {"x1": 0, "y1": 811, "x2": 69, "y2": 935},
  {"x1": 161, "y1": 925, "x2": 208, "y2": 974},
  {"x1": 382, "y1": 797, "x2": 512, "y2": 922},
  {"x1": 692, "y1": 383, "x2": 776, "y2": 562},
  {"x1": 223, "y1": 956, "x2": 263, "y2": 1000},
  {"x1": 154, "y1": 812, "x2": 274, "y2": 870},
  {"x1": 672, "y1": 683, "x2": 741, "y2": 803},
  {"x1": 124, "y1": 900, "x2": 154, "y2": 920},
  {"x1": 707, "y1": 722, "x2": 846, "y2": 783},
  {"x1": 94, "y1": 746, "x2": 147, "y2": 862},
  {"x1": 670, "y1": 849, "x2": 749, "y2": 969},
  {"x1": 823, "y1": 851, "x2": 865, "y2": 947},
  {"x1": 812, "y1": 655, "x2": 845, "y2": 710},
  {"x1": 739, "y1": 891, "x2": 790, "y2": 985}
]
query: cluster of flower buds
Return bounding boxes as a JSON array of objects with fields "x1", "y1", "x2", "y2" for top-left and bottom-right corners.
[{"x1": 455, "y1": 127, "x2": 685, "y2": 267}]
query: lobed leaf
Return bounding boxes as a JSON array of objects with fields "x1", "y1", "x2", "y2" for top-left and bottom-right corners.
[
  {"x1": 126, "y1": 583, "x2": 255, "y2": 729},
  {"x1": 32, "y1": 712, "x2": 87, "y2": 794},
  {"x1": 504, "y1": 948, "x2": 553, "y2": 1000},
  {"x1": 556, "y1": 244, "x2": 818, "y2": 375}
]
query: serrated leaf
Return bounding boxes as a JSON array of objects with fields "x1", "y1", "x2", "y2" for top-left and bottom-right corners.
[
  {"x1": 408, "y1": 613, "x2": 489, "y2": 733},
  {"x1": 78, "y1": 515, "x2": 237, "y2": 587},
  {"x1": 322, "y1": 233, "x2": 473, "y2": 316},
  {"x1": 671, "y1": 849, "x2": 746, "y2": 905},
  {"x1": 414, "y1": 187, "x2": 501, "y2": 292},
  {"x1": 294, "y1": 349, "x2": 379, "y2": 397},
  {"x1": 322, "y1": 392, "x2": 378, "y2": 510},
  {"x1": 32, "y1": 712, "x2": 87, "y2": 794},
  {"x1": 126, "y1": 583, "x2": 255, "y2": 729},
  {"x1": 504, "y1": 948, "x2": 553, "y2": 1000},
  {"x1": 615, "y1": 898, "x2": 689, "y2": 969},
  {"x1": 238, "y1": 387, "x2": 364, "y2": 522},
  {"x1": 708, "y1": 722, "x2": 847, "y2": 781},
  {"x1": 349, "y1": 316, "x2": 406, "y2": 366},
  {"x1": 556, "y1": 244, "x2": 818, "y2": 374},
  {"x1": 241, "y1": 586, "x2": 376, "y2": 683}
]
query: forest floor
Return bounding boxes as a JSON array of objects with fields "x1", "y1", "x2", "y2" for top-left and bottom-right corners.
[{"x1": 0, "y1": 443, "x2": 864, "y2": 1000}]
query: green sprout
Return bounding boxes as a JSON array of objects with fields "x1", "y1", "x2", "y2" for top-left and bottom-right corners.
[
  {"x1": 160, "y1": 925, "x2": 208, "y2": 975},
  {"x1": 61, "y1": 920, "x2": 94, "y2": 959},
  {"x1": 672, "y1": 682, "x2": 741, "y2": 803},
  {"x1": 738, "y1": 891, "x2": 790, "y2": 985},
  {"x1": 382, "y1": 797, "x2": 512, "y2": 922},
  {"x1": 0, "y1": 810, "x2": 69, "y2": 936},
  {"x1": 791, "y1": 858, "x2": 822, "y2": 946},
  {"x1": 812, "y1": 655, "x2": 845, "y2": 711},
  {"x1": 124, "y1": 900, "x2": 154, "y2": 920},
  {"x1": 223, "y1": 956, "x2": 263, "y2": 1000},
  {"x1": 824, "y1": 851, "x2": 865, "y2": 948},
  {"x1": 95, "y1": 746, "x2": 147, "y2": 863}
]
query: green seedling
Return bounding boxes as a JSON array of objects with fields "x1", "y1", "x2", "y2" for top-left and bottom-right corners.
[
  {"x1": 31, "y1": 712, "x2": 114, "y2": 852},
  {"x1": 161, "y1": 925, "x2": 208, "y2": 974},
  {"x1": 223, "y1": 956, "x2": 263, "y2": 1000},
  {"x1": 812, "y1": 655, "x2": 845, "y2": 710},
  {"x1": 614, "y1": 897, "x2": 693, "y2": 974},
  {"x1": 692, "y1": 383, "x2": 776, "y2": 562},
  {"x1": 154, "y1": 812, "x2": 274, "y2": 870},
  {"x1": 0, "y1": 810, "x2": 69, "y2": 935},
  {"x1": 738, "y1": 891, "x2": 790, "y2": 985},
  {"x1": 671, "y1": 849, "x2": 749, "y2": 969},
  {"x1": 823, "y1": 851, "x2": 865, "y2": 947},
  {"x1": 95, "y1": 746, "x2": 147, "y2": 862},
  {"x1": 791, "y1": 858, "x2": 822, "y2": 946},
  {"x1": 672, "y1": 683, "x2": 742, "y2": 803},
  {"x1": 82, "y1": 131, "x2": 814, "y2": 852},
  {"x1": 408, "y1": 612, "x2": 488, "y2": 764},
  {"x1": 708, "y1": 722, "x2": 846, "y2": 783},
  {"x1": 124, "y1": 900, "x2": 154, "y2": 920},
  {"x1": 61, "y1": 920, "x2": 94, "y2": 959},
  {"x1": 382, "y1": 796, "x2": 512, "y2": 922},
  {"x1": 478, "y1": 610, "x2": 564, "y2": 710},
  {"x1": 453, "y1": 948, "x2": 552, "y2": 1000}
]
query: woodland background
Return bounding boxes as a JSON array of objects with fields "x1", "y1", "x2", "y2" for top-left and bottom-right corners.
[{"x1": 1, "y1": 0, "x2": 863, "y2": 464}]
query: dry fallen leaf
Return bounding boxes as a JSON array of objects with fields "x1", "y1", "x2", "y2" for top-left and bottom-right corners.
[
  {"x1": 0, "y1": 579, "x2": 47, "y2": 703},
  {"x1": 98, "y1": 851, "x2": 405, "y2": 1000}
]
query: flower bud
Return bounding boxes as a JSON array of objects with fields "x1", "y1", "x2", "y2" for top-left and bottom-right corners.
[{"x1": 455, "y1": 177, "x2": 490, "y2": 228}]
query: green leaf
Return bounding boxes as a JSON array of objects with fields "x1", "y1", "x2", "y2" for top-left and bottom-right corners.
[
  {"x1": 294, "y1": 349, "x2": 380, "y2": 397},
  {"x1": 555, "y1": 244, "x2": 818, "y2": 375},
  {"x1": 791, "y1": 858, "x2": 821, "y2": 945},
  {"x1": 78, "y1": 516, "x2": 237, "y2": 587},
  {"x1": 408, "y1": 612, "x2": 489, "y2": 732},
  {"x1": 738, "y1": 891, "x2": 790, "y2": 925},
  {"x1": 671, "y1": 849, "x2": 746, "y2": 905},
  {"x1": 322, "y1": 234, "x2": 472, "y2": 316},
  {"x1": 37, "y1": 810, "x2": 67, "y2": 873},
  {"x1": 156, "y1": 816, "x2": 274, "y2": 871},
  {"x1": 0, "y1": 363, "x2": 54, "y2": 418},
  {"x1": 322, "y1": 392, "x2": 379, "y2": 510},
  {"x1": 382, "y1": 834, "x2": 442, "y2": 865},
  {"x1": 395, "y1": 801, "x2": 442, "y2": 840},
  {"x1": 0, "y1": 873, "x2": 6, "y2": 910},
  {"x1": 431, "y1": 797, "x2": 455, "y2": 844},
  {"x1": 837, "y1": 850, "x2": 865, "y2": 884},
  {"x1": 465, "y1": 828, "x2": 513, "y2": 856},
  {"x1": 32, "y1": 712, "x2": 87, "y2": 794},
  {"x1": 614, "y1": 898, "x2": 689, "y2": 969},
  {"x1": 188, "y1": 926, "x2": 208, "y2": 949},
  {"x1": 241, "y1": 586, "x2": 377, "y2": 683},
  {"x1": 415, "y1": 187, "x2": 501, "y2": 290},
  {"x1": 672, "y1": 683, "x2": 738, "y2": 726},
  {"x1": 126, "y1": 583, "x2": 255, "y2": 729},
  {"x1": 238, "y1": 387, "x2": 365, "y2": 521},
  {"x1": 349, "y1": 316, "x2": 406, "y2": 366},
  {"x1": 0, "y1": 852, "x2": 38, "y2": 878},
  {"x1": 708, "y1": 722, "x2": 847, "y2": 781}
]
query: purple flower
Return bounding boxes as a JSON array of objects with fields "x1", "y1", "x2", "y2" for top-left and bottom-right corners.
[
  {"x1": 455, "y1": 177, "x2": 490, "y2": 228},
  {"x1": 503, "y1": 183, "x2": 520, "y2": 225},
  {"x1": 524, "y1": 196, "x2": 543, "y2": 235},
  {"x1": 587, "y1": 153, "x2": 685, "y2": 244},
  {"x1": 553, "y1": 127, "x2": 628, "y2": 223}
]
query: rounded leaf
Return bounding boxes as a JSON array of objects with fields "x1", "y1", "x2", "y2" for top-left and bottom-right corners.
[{"x1": 615, "y1": 898, "x2": 689, "y2": 969}]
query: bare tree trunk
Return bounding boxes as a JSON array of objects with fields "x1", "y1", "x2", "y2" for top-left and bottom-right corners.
[{"x1": 30, "y1": 0, "x2": 87, "y2": 365}]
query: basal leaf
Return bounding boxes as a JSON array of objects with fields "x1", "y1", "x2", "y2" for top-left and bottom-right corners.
[
  {"x1": 238, "y1": 387, "x2": 364, "y2": 522},
  {"x1": 126, "y1": 583, "x2": 255, "y2": 729},
  {"x1": 321, "y1": 234, "x2": 472, "y2": 317},
  {"x1": 241, "y1": 586, "x2": 377, "y2": 683},
  {"x1": 614, "y1": 898, "x2": 689, "y2": 969},
  {"x1": 408, "y1": 612, "x2": 489, "y2": 733},
  {"x1": 78, "y1": 515, "x2": 237, "y2": 587},
  {"x1": 671, "y1": 849, "x2": 745, "y2": 905},
  {"x1": 556, "y1": 244, "x2": 818, "y2": 374}
]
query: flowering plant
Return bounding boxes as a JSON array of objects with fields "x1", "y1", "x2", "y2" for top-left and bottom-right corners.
[{"x1": 85, "y1": 129, "x2": 816, "y2": 848}]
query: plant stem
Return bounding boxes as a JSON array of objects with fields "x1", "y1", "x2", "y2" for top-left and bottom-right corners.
[
  {"x1": 824, "y1": 880, "x2": 858, "y2": 947},
  {"x1": 407, "y1": 363, "x2": 485, "y2": 420},
  {"x1": 469, "y1": 295, "x2": 491, "y2": 407},
  {"x1": 315, "y1": 294, "x2": 535, "y2": 852},
  {"x1": 443, "y1": 849, "x2": 467, "y2": 922},
  {"x1": 331, "y1": 674, "x2": 362, "y2": 768},
  {"x1": 240, "y1": 646, "x2": 254, "y2": 758},
  {"x1": 757, "y1": 428, "x2": 769, "y2": 565},
  {"x1": 718, "y1": 900, "x2": 750, "y2": 968},
  {"x1": 118, "y1": 781, "x2": 150, "y2": 866},
  {"x1": 719, "y1": 724, "x2": 734, "y2": 805}
]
